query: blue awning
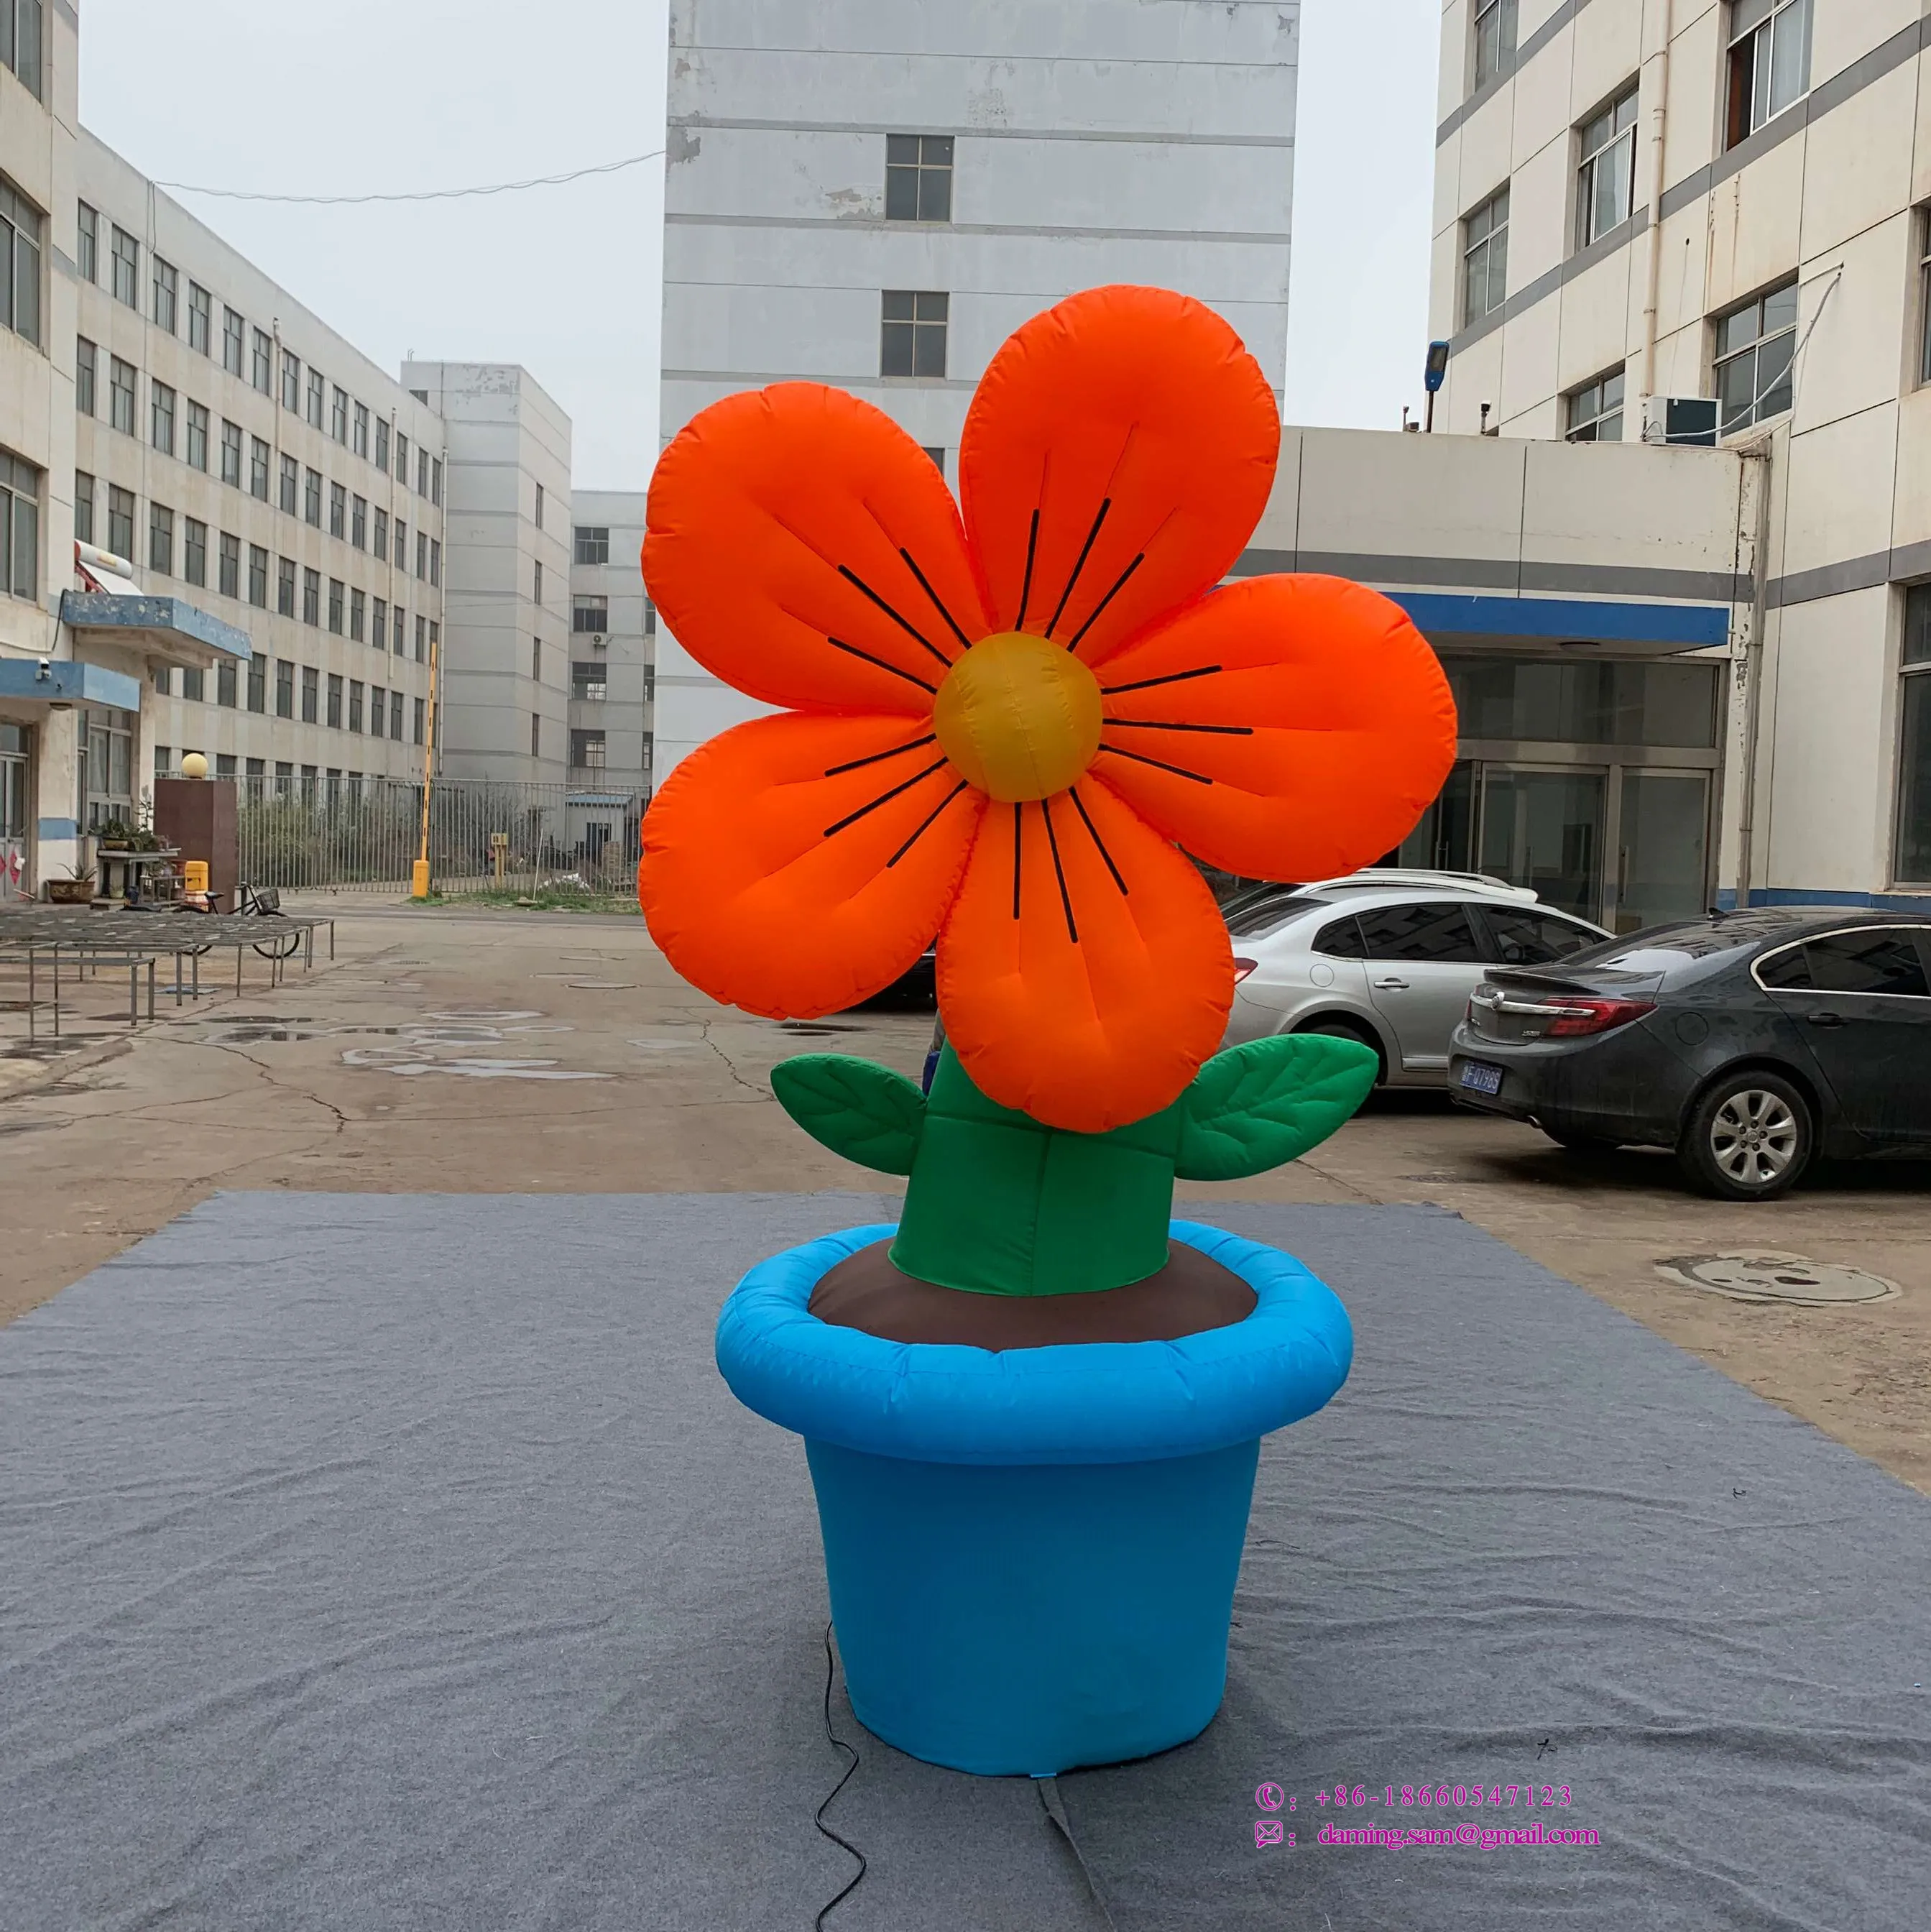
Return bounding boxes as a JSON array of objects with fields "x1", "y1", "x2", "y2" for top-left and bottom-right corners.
[
  {"x1": 60, "y1": 592, "x2": 252, "y2": 667},
  {"x1": 1390, "y1": 592, "x2": 1730, "y2": 650},
  {"x1": 0, "y1": 657, "x2": 142, "y2": 711}
]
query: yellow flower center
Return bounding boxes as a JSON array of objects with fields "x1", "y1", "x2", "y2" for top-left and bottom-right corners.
[{"x1": 931, "y1": 632, "x2": 1104, "y2": 804}]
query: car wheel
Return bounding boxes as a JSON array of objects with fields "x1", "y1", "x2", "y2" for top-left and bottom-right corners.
[
  {"x1": 1677, "y1": 1072, "x2": 1812, "y2": 1201},
  {"x1": 1298, "y1": 1018, "x2": 1385, "y2": 1086},
  {"x1": 1543, "y1": 1127, "x2": 1619, "y2": 1156}
]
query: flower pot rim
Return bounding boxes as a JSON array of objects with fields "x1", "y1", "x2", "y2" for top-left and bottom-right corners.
[{"x1": 715, "y1": 1219, "x2": 1352, "y2": 1467}]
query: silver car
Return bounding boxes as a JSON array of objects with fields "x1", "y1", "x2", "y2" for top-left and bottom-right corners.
[{"x1": 1221, "y1": 871, "x2": 1610, "y2": 1086}]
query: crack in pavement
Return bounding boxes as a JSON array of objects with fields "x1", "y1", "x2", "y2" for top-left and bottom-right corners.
[
  {"x1": 698, "y1": 1021, "x2": 773, "y2": 1099},
  {"x1": 185, "y1": 1036, "x2": 351, "y2": 1134}
]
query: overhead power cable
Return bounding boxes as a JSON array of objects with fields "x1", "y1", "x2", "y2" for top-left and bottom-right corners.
[{"x1": 155, "y1": 148, "x2": 665, "y2": 206}]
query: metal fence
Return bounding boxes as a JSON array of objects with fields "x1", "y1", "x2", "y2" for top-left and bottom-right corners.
[{"x1": 234, "y1": 776, "x2": 646, "y2": 896}]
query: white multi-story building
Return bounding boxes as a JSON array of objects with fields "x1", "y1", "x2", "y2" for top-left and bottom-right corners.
[
  {"x1": 653, "y1": 0, "x2": 1301, "y2": 777},
  {"x1": 1429, "y1": 0, "x2": 1931, "y2": 913},
  {"x1": 566, "y1": 489, "x2": 653, "y2": 791}
]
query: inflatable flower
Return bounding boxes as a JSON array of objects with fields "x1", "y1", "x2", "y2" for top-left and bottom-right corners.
[{"x1": 640, "y1": 285, "x2": 1456, "y2": 1133}]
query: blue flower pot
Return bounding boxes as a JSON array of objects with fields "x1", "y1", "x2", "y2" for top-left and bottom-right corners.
[{"x1": 716, "y1": 1220, "x2": 1352, "y2": 1777}]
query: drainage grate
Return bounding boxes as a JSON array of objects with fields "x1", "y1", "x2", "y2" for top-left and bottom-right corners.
[{"x1": 1656, "y1": 1251, "x2": 1902, "y2": 1306}]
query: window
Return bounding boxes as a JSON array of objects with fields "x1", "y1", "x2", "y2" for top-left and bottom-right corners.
[
  {"x1": 219, "y1": 418, "x2": 243, "y2": 486},
  {"x1": 1567, "y1": 369, "x2": 1625, "y2": 442},
  {"x1": 248, "y1": 544, "x2": 268, "y2": 607},
  {"x1": 1473, "y1": 0, "x2": 1517, "y2": 86},
  {"x1": 329, "y1": 481, "x2": 346, "y2": 538},
  {"x1": 73, "y1": 470, "x2": 93, "y2": 544},
  {"x1": 304, "y1": 466, "x2": 322, "y2": 526},
  {"x1": 3, "y1": 0, "x2": 42, "y2": 96},
  {"x1": 575, "y1": 525, "x2": 609, "y2": 565},
  {"x1": 644, "y1": 599, "x2": 656, "y2": 638},
  {"x1": 277, "y1": 555, "x2": 295, "y2": 615},
  {"x1": 573, "y1": 594, "x2": 608, "y2": 633},
  {"x1": 218, "y1": 530, "x2": 240, "y2": 598},
  {"x1": 0, "y1": 451, "x2": 37, "y2": 599},
  {"x1": 246, "y1": 659, "x2": 266, "y2": 713},
  {"x1": 1577, "y1": 85, "x2": 1638, "y2": 247},
  {"x1": 885, "y1": 134, "x2": 954, "y2": 221},
  {"x1": 374, "y1": 418, "x2": 390, "y2": 470},
  {"x1": 881, "y1": 290, "x2": 948, "y2": 377},
  {"x1": 110, "y1": 224, "x2": 138, "y2": 307},
  {"x1": 1728, "y1": 0, "x2": 1811, "y2": 150},
  {"x1": 217, "y1": 676, "x2": 236, "y2": 714},
  {"x1": 221, "y1": 306, "x2": 244, "y2": 377},
  {"x1": 282, "y1": 349, "x2": 301, "y2": 412},
  {"x1": 246, "y1": 328, "x2": 270, "y2": 395},
  {"x1": 571, "y1": 729, "x2": 607, "y2": 770},
  {"x1": 148, "y1": 502, "x2": 172, "y2": 574},
  {"x1": 532, "y1": 635, "x2": 543, "y2": 680},
  {"x1": 572, "y1": 661, "x2": 608, "y2": 702},
  {"x1": 1480, "y1": 906, "x2": 1600, "y2": 965},
  {"x1": 350, "y1": 586, "x2": 365, "y2": 640},
  {"x1": 353, "y1": 400, "x2": 369, "y2": 458},
  {"x1": 1896, "y1": 586, "x2": 1931, "y2": 881},
  {"x1": 428, "y1": 538, "x2": 440, "y2": 586},
  {"x1": 184, "y1": 518, "x2": 207, "y2": 586},
  {"x1": 152, "y1": 257, "x2": 177, "y2": 333},
  {"x1": 1462, "y1": 188, "x2": 1509, "y2": 323},
  {"x1": 1355, "y1": 901, "x2": 1483, "y2": 963},
  {"x1": 530, "y1": 554, "x2": 540, "y2": 601},
  {"x1": 1761, "y1": 929, "x2": 1931, "y2": 998},
  {"x1": 372, "y1": 684, "x2": 385, "y2": 732},
  {"x1": 426, "y1": 618, "x2": 438, "y2": 663},
  {"x1": 245, "y1": 756, "x2": 264, "y2": 776},
  {"x1": 415, "y1": 614, "x2": 427, "y2": 661},
  {"x1": 75, "y1": 336, "x2": 95, "y2": 415},
  {"x1": 107, "y1": 484, "x2": 134, "y2": 559},
  {"x1": 922, "y1": 445, "x2": 947, "y2": 479},
  {"x1": 349, "y1": 681, "x2": 364, "y2": 733},
  {"x1": 249, "y1": 436, "x2": 270, "y2": 501},
  {"x1": 531, "y1": 712, "x2": 541, "y2": 756},
  {"x1": 109, "y1": 356, "x2": 136, "y2": 435},
  {"x1": 326, "y1": 672, "x2": 343, "y2": 728},
  {"x1": 331, "y1": 385, "x2": 348, "y2": 443},
  {"x1": 390, "y1": 690, "x2": 403, "y2": 740},
  {"x1": 76, "y1": 202, "x2": 96, "y2": 282},
  {"x1": 187, "y1": 401, "x2": 208, "y2": 471},
  {"x1": 0, "y1": 179, "x2": 42, "y2": 344},
  {"x1": 372, "y1": 597, "x2": 387, "y2": 650},
  {"x1": 395, "y1": 516, "x2": 407, "y2": 567},
  {"x1": 1715, "y1": 282, "x2": 1797, "y2": 433},
  {"x1": 1920, "y1": 212, "x2": 1931, "y2": 390},
  {"x1": 350, "y1": 494, "x2": 367, "y2": 548},
  {"x1": 154, "y1": 743, "x2": 171, "y2": 775},
  {"x1": 530, "y1": 479, "x2": 544, "y2": 530},
  {"x1": 280, "y1": 453, "x2": 298, "y2": 515},
  {"x1": 413, "y1": 696, "x2": 425, "y2": 745},
  {"x1": 301, "y1": 665, "x2": 319, "y2": 724},
  {"x1": 328, "y1": 579, "x2": 344, "y2": 633},
  {"x1": 182, "y1": 670, "x2": 203, "y2": 702},
  {"x1": 395, "y1": 430, "x2": 408, "y2": 481},
  {"x1": 275, "y1": 658, "x2": 293, "y2": 717},
  {"x1": 372, "y1": 507, "x2": 388, "y2": 561},
  {"x1": 150, "y1": 380, "x2": 175, "y2": 454},
  {"x1": 188, "y1": 282, "x2": 211, "y2": 354},
  {"x1": 430, "y1": 457, "x2": 441, "y2": 505},
  {"x1": 306, "y1": 367, "x2": 324, "y2": 428},
  {"x1": 303, "y1": 566, "x2": 320, "y2": 625}
]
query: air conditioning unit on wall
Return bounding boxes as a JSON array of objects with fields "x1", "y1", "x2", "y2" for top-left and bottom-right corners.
[{"x1": 590, "y1": 632, "x2": 607, "y2": 650}]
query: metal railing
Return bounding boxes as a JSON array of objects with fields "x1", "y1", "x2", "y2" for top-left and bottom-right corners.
[{"x1": 234, "y1": 776, "x2": 647, "y2": 896}]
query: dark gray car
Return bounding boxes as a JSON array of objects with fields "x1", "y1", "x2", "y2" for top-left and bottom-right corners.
[{"x1": 1448, "y1": 909, "x2": 1931, "y2": 1200}]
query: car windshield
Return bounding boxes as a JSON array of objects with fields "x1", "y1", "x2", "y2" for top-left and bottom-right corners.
[{"x1": 1225, "y1": 893, "x2": 1324, "y2": 938}]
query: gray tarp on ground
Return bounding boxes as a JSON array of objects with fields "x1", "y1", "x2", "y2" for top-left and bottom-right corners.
[{"x1": 1, "y1": 1193, "x2": 1927, "y2": 1931}]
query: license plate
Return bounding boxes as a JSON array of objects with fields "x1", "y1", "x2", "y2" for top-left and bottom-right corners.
[{"x1": 1459, "y1": 1061, "x2": 1504, "y2": 1096}]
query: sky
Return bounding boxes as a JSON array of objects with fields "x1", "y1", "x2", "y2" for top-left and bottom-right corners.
[{"x1": 80, "y1": 1, "x2": 1439, "y2": 488}]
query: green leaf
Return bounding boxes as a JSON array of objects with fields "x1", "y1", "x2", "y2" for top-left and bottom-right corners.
[
  {"x1": 770, "y1": 1053, "x2": 927, "y2": 1176},
  {"x1": 1175, "y1": 1034, "x2": 1378, "y2": 1182}
]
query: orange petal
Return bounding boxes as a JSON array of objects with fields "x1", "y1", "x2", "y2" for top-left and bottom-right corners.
[
  {"x1": 641, "y1": 712, "x2": 985, "y2": 1018},
  {"x1": 957, "y1": 286, "x2": 1279, "y2": 668},
  {"x1": 1093, "y1": 574, "x2": 1459, "y2": 880},
  {"x1": 936, "y1": 778, "x2": 1232, "y2": 1133},
  {"x1": 645, "y1": 385, "x2": 990, "y2": 715}
]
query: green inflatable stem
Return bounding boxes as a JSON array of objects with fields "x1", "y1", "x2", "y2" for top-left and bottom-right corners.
[{"x1": 771, "y1": 1032, "x2": 1378, "y2": 1298}]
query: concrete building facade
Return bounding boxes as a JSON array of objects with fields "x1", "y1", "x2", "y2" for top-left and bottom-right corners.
[
  {"x1": 1429, "y1": 0, "x2": 1931, "y2": 911},
  {"x1": 566, "y1": 489, "x2": 654, "y2": 799},
  {"x1": 654, "y1": 0, "x2": 1301, "y2": 777}
]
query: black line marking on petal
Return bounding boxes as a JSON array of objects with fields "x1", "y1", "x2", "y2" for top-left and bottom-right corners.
[
  {"x1": 1095, "y1": 745, "x2": 1213, "y2": 786},
  {"x1": 822, "y1": 757, "x2": 949, "y2": 837},
  {"x1": 1069, "y1": 785, "x2": 1128, "y2": 895},
  {"x1": 1105, "y1": 719, "x2": 1254, "y2": 737},
  {"x1": 823, "y1": 732, "x2": 937, "y2": 776},
  {"x1": 1041, "y1": 795, "x2": 1078, "y2": 944},
  {"x1": 1066, "y1": 552, "x2": 1143, "y2": 652},
  {"x1": 898, "y1": 548, "x2": 974, "y2": 653},
  {"x1": 1015, "y1": 510, "x2": 1041, "y2": 630},
  {"x1": 1045, "y1": 498, "x2": 1111, "y2": 640},
  {"x1": 1011, "y1": 803, "x2": 1023, "y2": 919},
  {"x1": 1100, "y1": 664, "x2": 1222, "y2": 696},
  {"x1": 837, "y1": 565, "x2": 954, "y2": 668},
  {"x1": 827, "y1": 637, "x2": 937, "y2": 694},
  {"x1": 885, "y1": 781, "x2": 970, "y2": 868}
]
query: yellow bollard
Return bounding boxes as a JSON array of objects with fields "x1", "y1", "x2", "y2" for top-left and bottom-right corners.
[{"x1": 411, "y1": 859, "x2": 431, "y2": 899}]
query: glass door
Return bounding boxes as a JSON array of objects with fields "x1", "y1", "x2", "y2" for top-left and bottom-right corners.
[
  {"x1": 1616, "y1": 769, "x2": 1710, "y2": 933},
  {"x1": 1477, "y1": 765, "x2": 1608, "y2": 924},
  {"x1": 0, "y1": 721, "x2": 26, "y2": 901}
]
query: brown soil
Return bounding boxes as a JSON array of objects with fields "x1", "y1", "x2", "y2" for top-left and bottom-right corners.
[{"x1": 807, "y1": 1238, "x2": 1258, "y2": 1348}]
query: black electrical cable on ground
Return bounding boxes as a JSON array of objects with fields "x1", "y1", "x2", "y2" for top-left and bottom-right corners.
[{"x1": 814, "y1": 1623, "x2": 867, "y2": 1929}]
